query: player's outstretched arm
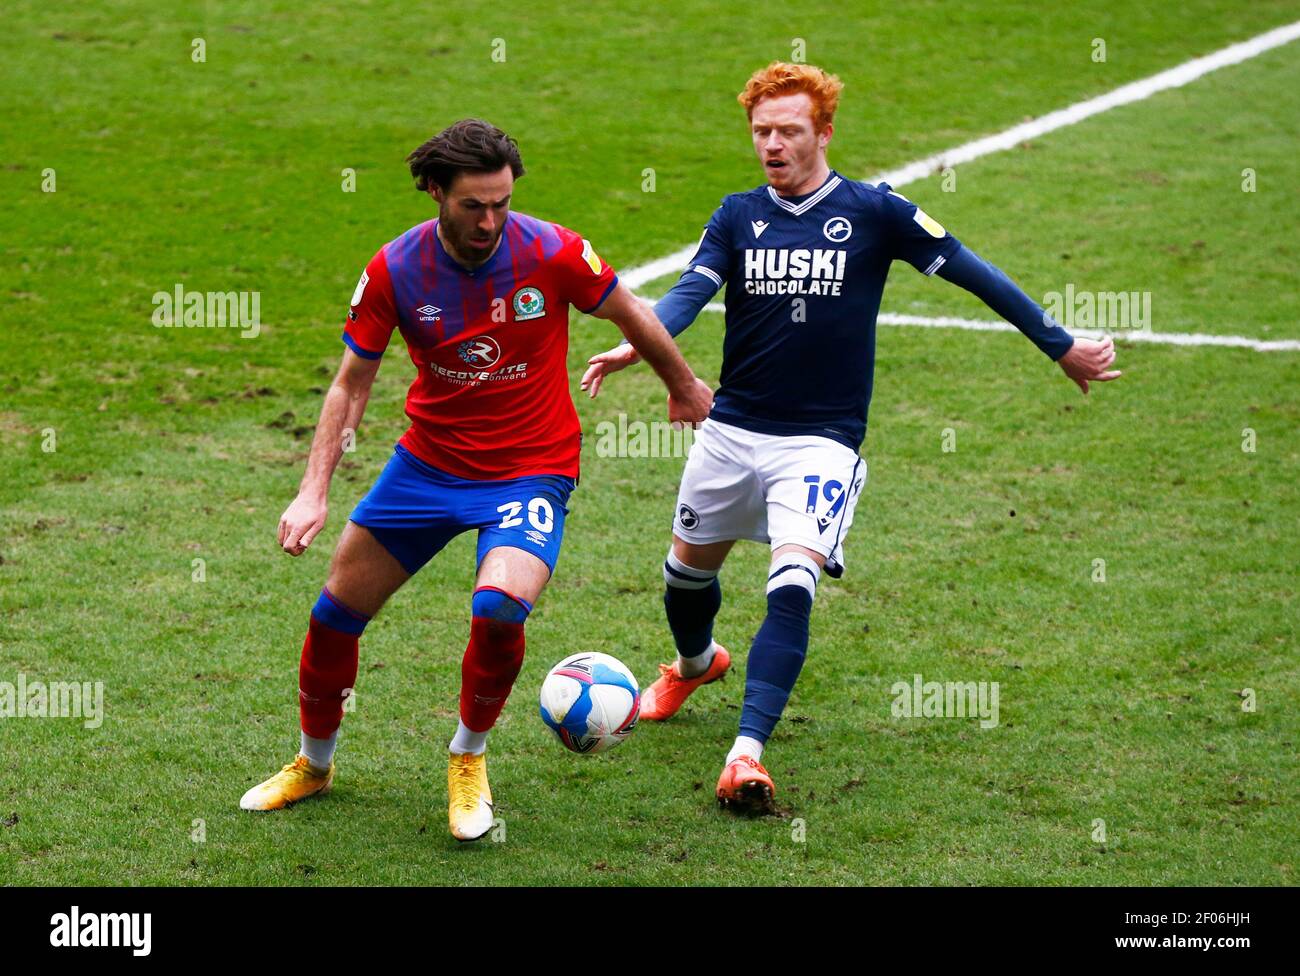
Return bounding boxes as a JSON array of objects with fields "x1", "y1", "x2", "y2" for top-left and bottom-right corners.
[
  {"x1": 278, "y1": 348, "x2": 381, "y2": 556},
  {"x1": 936, "y1": 244, "x2": 1121, "y2": 394},
  {"x1": 584, "y1": 281, "x2": 713, "y2": 424}
]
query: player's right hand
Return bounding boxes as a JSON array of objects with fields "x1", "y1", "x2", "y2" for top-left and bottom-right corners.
[
  {"x1": 667, "y1": 376, "x2": 714, "y2": 427},
  {"x1": 1058, "y1": 335, "x2": 1122, "y2": 394},
  {"x1": 278, "y1": 494, "x2": 327, "y2": 556},
  {"x1": 580, "y1": 343, "x2": 641, "y2": 398}
]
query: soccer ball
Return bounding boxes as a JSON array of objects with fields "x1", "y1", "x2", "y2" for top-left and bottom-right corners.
[{"x1": 539, "y1": 652, "x2": 640, "y2": 754}]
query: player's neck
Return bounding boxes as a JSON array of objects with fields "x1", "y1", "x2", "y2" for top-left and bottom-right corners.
[
  {"x1": 436, "y1": 222, "x2": 504, "y2": 271},
  {"x1": 777, "y1": 161, "x2": 832, "y2": 199}
]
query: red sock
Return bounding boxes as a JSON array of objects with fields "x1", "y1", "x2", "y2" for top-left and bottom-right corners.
[
  {"x1": 459, "y1": 615, "x2": 526, "y2": 733},
  {"x1": 299, "y1": 616, "x2": 361, "y2": 739}
]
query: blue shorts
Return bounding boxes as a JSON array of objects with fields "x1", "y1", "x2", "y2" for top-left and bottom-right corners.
[{"x1": 348, "y1": 444, "x2": 575, "y2": 576}]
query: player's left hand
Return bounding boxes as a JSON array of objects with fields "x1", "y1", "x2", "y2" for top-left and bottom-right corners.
[
  {"x1": 1058, "y1": 336, "x2": 1122, "y2": 394},
  {"x1": 580, "y1": 343, "x2": 641, "y2": 398}
]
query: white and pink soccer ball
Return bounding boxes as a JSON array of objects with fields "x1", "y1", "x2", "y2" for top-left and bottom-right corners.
[{"x1": 539, "y1": 652, "x2": 640, "y2": 754}]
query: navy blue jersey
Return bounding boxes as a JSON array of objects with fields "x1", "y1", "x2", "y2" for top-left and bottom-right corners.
[{"x1": 679, "y1": 170, "x2": 961, "y2": 451}]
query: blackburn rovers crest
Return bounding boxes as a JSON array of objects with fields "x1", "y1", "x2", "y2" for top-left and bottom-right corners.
[{"x1": 512, "y1": 286, "x2": 546, "y2": 321}]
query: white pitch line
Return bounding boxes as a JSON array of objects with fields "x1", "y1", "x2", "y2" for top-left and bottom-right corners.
[
  {"x1": 625, "y1": 19, "x2": 1300, "y2": 289},
  {"x1": 873, "y1": 313, "x2": 1300, "y2": 353},
  {"x1": 868, "y1": 19, "x2": 1300, "y2": 190},
  {"x1": 691, "y1": 304, "x2": 1300, "y2": 352},
  {"x1": 622, "y1": 19, "x2": 1300, "y2": 353}
]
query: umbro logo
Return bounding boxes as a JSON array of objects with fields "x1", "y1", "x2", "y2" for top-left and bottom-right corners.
[
  {"x1": 416, "y1": 304, "x2": 442, "y2": 321},
  {"x1": 751, "y1": 220, "x2": 770, "y2": 239}
]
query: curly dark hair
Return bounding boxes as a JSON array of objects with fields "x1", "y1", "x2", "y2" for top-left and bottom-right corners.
[{"x1": 406, "y1": 119, "x2": 525, "y2": 192}]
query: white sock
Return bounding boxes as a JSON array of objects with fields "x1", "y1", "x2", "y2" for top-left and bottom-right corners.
[
  {"x1": 449, "y1": 720, "x2": 488, "y2": 756},
  {"x1": 300, "y1": 730, "x2": 338, "y2": 771},
  {"x1": 727, "y1": 735, "x2": 764, "y2": 764},
  {"x1": 677, "y1": 642, "x2": 717, "y2": 679}
]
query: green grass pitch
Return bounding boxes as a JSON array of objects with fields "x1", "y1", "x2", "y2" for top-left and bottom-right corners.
[{"x1": 1, "y1": 1, "x2": 1296, "y2": 885}]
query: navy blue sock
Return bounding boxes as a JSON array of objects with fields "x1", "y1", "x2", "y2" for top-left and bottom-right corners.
[
  {"x1": 740, "y1": 582, "x2": 815, "y2": 743},
  {"x1": 662, "y1": 552, "x2": 721, "y2": 659}
]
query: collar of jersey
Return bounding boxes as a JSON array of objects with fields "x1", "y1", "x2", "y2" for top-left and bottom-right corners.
[
  {"x1": 766, "y1": 170, "x2": 842, "y2": 217},
  {"x1": 433, "y1": 216, "x2": 511, "y2": 277}
]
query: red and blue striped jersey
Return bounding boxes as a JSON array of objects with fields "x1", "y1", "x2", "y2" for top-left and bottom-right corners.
[{"x1": 344, "y1": 212, "x2": 617, "y2": 480}]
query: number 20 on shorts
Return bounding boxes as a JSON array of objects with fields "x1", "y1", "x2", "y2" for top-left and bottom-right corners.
[{"x1": 496, "y1": 497, "x2": 556, "y2": 534}]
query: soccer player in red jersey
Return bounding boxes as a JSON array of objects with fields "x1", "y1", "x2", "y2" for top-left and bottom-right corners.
[{"x1": 239, "y1": 119, "x2": 713, "y2": 841}]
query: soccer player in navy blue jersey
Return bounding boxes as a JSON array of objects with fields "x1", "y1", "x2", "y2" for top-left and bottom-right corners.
[{"x1": 582, "y1": 62, "x2": 1120, "y2": 812}]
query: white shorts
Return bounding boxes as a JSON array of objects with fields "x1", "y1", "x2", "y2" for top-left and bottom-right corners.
[{"x1": 672, "y1": 418, "x2": 867, "y2": 576}]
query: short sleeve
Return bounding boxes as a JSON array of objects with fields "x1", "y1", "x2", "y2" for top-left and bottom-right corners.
[
  {"x1": 881, "y1": 186, "x2": 962, "y2": 276},
  {"x1": 342, "y1": 248, "x2": 397, "y2": 359},
  {"x1": 553, "y1": 228, "x2": 619, "y2": 314},
  {"x1": 686, "y1": 201, "x2": 731, "y2": 289}
]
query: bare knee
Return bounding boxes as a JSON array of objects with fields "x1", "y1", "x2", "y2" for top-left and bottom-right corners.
[
  {"x1": 671, "y1": 535, "x2": 734, "y2": 572},
  {"x1": 770, "y1": 543, "x2": 825, "y2": 570},
  {"x1": 324, "y1": 522, "x2": 410, "y2": 617}
]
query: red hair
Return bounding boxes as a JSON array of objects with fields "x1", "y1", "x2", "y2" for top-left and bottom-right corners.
[{"x1": 738, "y1": 62, "x2": 844, "y2": 131}]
